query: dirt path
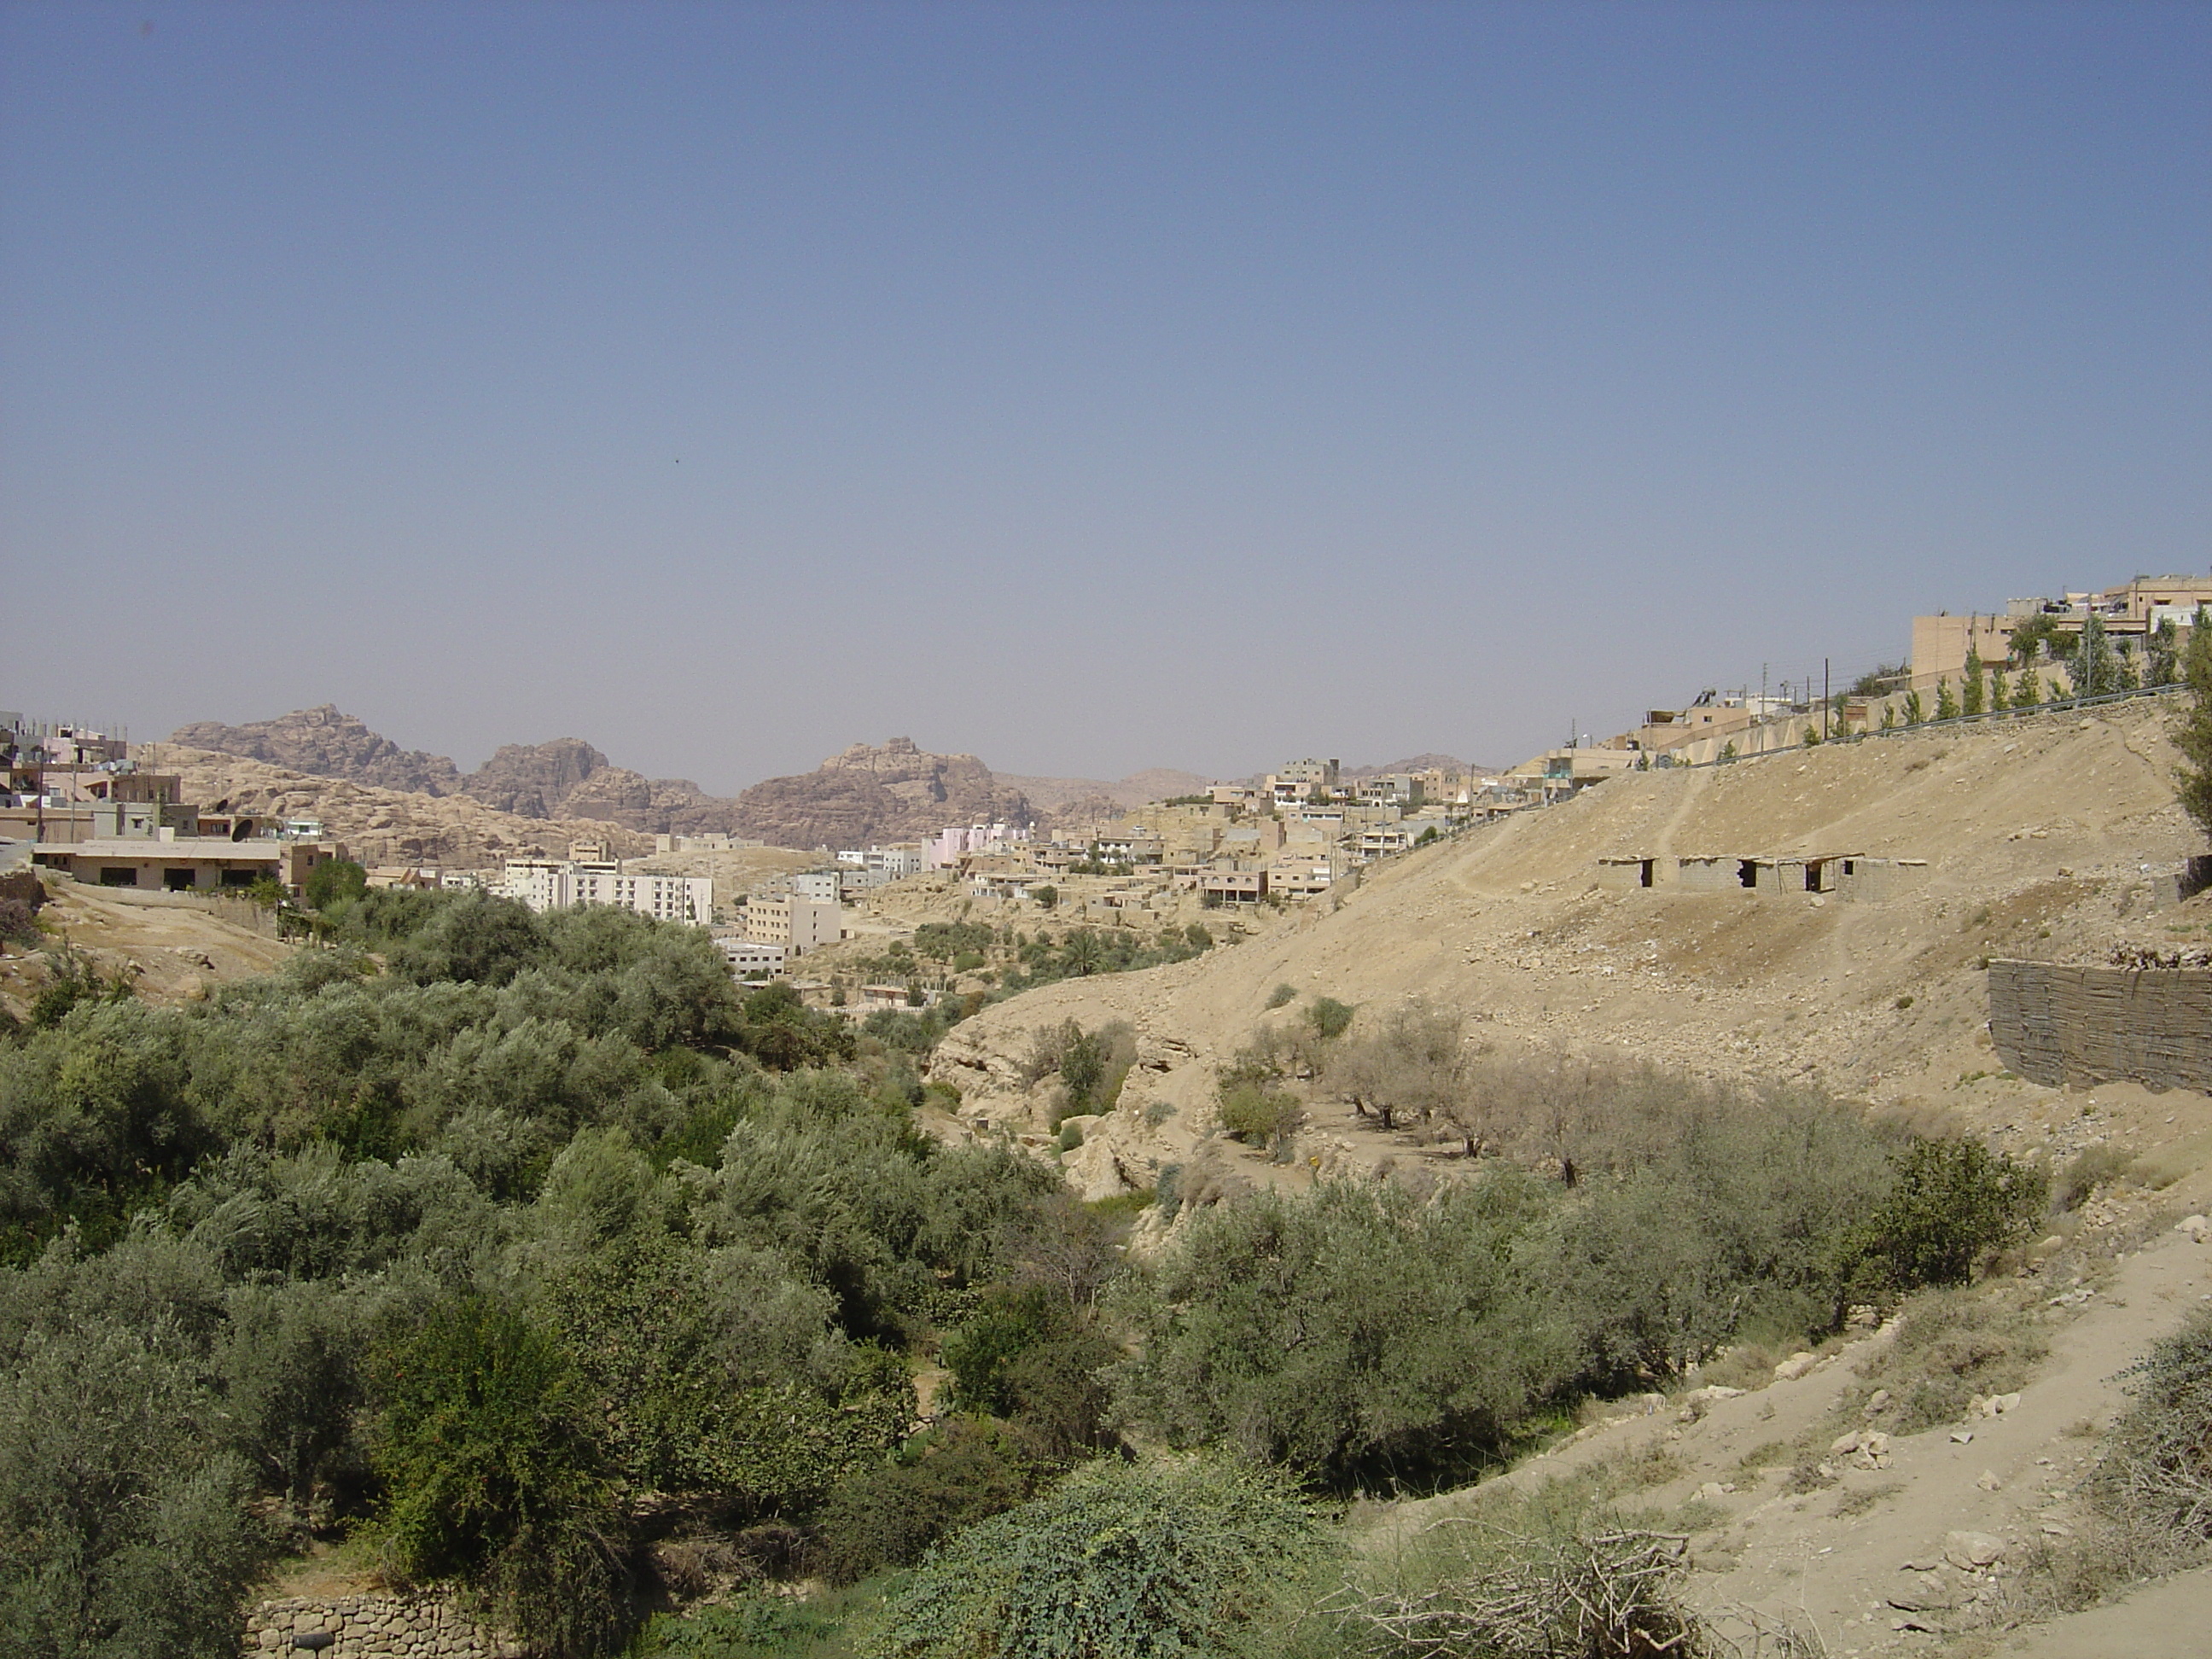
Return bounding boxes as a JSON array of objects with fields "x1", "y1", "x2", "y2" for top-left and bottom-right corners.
[
  {"x1": 1370, "y1": 1186, "x2": 2212, "y2": 1656},
  {"x1": 1984, "y1": 1563, "x2": 2212, "y2": 1657}
]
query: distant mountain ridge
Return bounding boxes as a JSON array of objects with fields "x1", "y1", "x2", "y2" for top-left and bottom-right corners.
[
  {"x1": 169, "y1": 706, "x2": 467, "y2": 797},
  {"x1": 165, "y1": 709, "x2": 1214, "y2": 848}
]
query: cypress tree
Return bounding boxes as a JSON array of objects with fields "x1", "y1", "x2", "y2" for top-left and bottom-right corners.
[
  {"x1": 2173, "y1": 608, "x2": 2212, "y2": 840},
  {"x1": 2079, "y1": 614, "x2": 2115, "y2": 697}
]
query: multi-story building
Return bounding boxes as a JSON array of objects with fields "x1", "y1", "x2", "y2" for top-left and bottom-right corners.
[
  {"x1": 742, "y1": 893, "x2": 844, "y2": 955},
  {"x1": 1197, "y1": 868, "x2": 1269, "y2": 903},
  {"x1": 718, "y1": 936, "x2": 788, "y2": 978},
  {"x1": 1273, "y1": 758, "x2": 1340, "y2": 793},
  {"x1": 927, "y1": 823, "x2": 1033, "y2": 869},
  {"x1": 836, "y1": 844, "x2": 929, "y2": 879},
  {"x1": 500, "y1": 859, "x2": 712, "y2": 925}
]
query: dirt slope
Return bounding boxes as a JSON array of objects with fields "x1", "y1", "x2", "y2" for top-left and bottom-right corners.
[
  {"x1": 929, "y1": 697, "x2": 2206, "y2": 1192},
  {"x1": 0, "y1": 880, "x2": 295, "y2": 1019},
  {"x1": 1377, "y1": 1185, "x2": 2212, "y2": 1656}
]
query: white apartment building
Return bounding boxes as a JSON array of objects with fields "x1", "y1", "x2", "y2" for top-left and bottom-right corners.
[
  {"x1": 793, "y1": 870, "x2": 844, "y2": 905},
  {"x1": 836, "y1": 844, "x2": 929, "y2": 879},
  {"x1": 498, "y1": 859, "x2": 712, "y2": 925},
  {"x1": 743, "y1": 893, "x2": 844, "y2": 956},
  {"x1": 718, "y1": 937, "x2": 788, "y2": 978}
]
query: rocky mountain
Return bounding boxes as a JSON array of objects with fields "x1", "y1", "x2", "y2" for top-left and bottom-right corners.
[
  {"x1": 169, "y1": 710, "x2": 1215, "y2": 847},
  {"x1": 729, "y1": 738, "x2": 1035, "y2": 849},
  {"x1": 172, "y1": 712, "x2": 745, "y2": 836},
  {"x1": 155, "y1": 744, "x2": 652, "y2": 868},
  {"x1": 457, "y1": 738, "x2": 737, "y2": 834},
  {"x1": 992, "y1": 766, "x2": 1212, "y2": 815},
  {"x1": 168, "y1": 706, "x2": 466, "y2": 796},
  {"x1": 1342, "y1": 753, "x2": 1474, "y2": 778}
]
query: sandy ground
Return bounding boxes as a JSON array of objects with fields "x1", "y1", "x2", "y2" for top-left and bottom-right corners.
[{"x1": 0, "y1": 876, "x2": 295, "y2": 1019}]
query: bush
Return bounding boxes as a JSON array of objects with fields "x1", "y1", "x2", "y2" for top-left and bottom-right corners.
[
  {"x1": 364, "y1": 1295, "x2": 630, "y2": 1657},
  {"x1": 0, "y1": 897, "x2": 39, "y2": 946},
  {"x1": 1267, "y1": 984, "x2": 1299, "y2": 1010},
  {"x1": 1851, "y1": 1287, "x2": 2047, "y2": 1435},
  {"x1": 1306, "y1": 996, "x2": 1356, "y2": 1042},
  {"x1": 2052, "y1": 1144, "x2": 2134, "y2": 1214},
  {"x1": 1321, "y1": 1452, "x2": 1720, "y2": 1658},
  {"x1": 2099, "y1": 1307, "x2": 2212, "y2": 1537},
  {"x1": 1218, "y1": 1081, "x2": 1301, "y2": 1148},
  {"x1": 867, "y1": 1457, "x2": 1322, "y2": 1659},
  {"x1": 1113, "y1": 1176, "x2": 1559, "y2": 1487},
  {"x1": 812, "y1": 1418, "x2": 1041, "y2": 1586},
  {"x1": 0, "y1": 1307, "x2": 271, "y2": 1658},
  {"x1": 1856, "y1": 1136, "x2": 2046, "y2": 1292},
  {"x1": 302, "y1": 859, "x2": 370, "y2": 911}
]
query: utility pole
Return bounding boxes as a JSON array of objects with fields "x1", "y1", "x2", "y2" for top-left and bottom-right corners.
[{"x1": 1824, "y1": 659, "x2": 1831, "y2": 740}]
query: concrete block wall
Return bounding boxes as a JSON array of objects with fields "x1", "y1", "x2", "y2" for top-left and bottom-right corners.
[{"x1": 244, "y1": 1595, "x2": 523, "y2": 1659}]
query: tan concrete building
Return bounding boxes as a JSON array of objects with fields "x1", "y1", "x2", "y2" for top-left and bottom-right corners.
[
  {"x1": 1911, "y1": 576, "x2": 2212, "y2": 689},
  {"x1": 36, "y1": 835, "x2": 348, "y2": 894},
  {"x1": 743, "y1": 893, "x2": 845, "y2": 955}
]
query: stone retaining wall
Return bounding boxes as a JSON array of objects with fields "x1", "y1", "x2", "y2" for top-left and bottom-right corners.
[
  {"x1": 1988, "y1": 959, "x2": 2212, "y2": 1090},
  {"x1": 244, "y1": 1595, "x2": 522, "y2": 1659}
]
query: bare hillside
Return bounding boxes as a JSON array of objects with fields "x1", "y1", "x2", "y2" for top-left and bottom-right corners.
[
  {"x1": 0, "y1": 881, "x2": 294, "y2": 1020},
  {"x1": 930, "y1": 697, "x2": 2205, "y2": 1191},
  {"x1": 926, "y1": 693, "x2": 2212, "y2": 1653}
]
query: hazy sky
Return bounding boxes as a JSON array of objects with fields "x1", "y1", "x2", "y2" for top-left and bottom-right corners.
[{"x1": 4, "y1": 3, "x2": 2205, "y2": 791}]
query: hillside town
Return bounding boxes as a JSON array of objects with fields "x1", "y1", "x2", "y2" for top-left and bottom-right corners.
[{"x1": 11, "y1": 573, "x2": 2209, "y2": 1008}]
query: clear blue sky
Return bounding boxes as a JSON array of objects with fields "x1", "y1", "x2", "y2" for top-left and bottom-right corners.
[{"x1": 4, "y1": 2, "x2": 2204, "y2": 790}]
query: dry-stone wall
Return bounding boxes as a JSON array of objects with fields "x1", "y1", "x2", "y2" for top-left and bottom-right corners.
[
  {"x1": 1988, "y1": 960, "x2": 2212, "y2": 1090},
  {"x1": 243, "y1": 1595, "x2": 522, "y2": 1659}
]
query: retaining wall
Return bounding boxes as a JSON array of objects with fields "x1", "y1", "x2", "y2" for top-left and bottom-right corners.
[
  {"x1": 244, "y1": 1595, "x2": 521, "y2": 1659},
  {"x1": 1988, "y1": 960, "x2": 2212, "y2": 1091}
]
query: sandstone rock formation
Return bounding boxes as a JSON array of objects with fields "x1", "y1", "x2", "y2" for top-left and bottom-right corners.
[
  {"x1": 730, "y1": 737, "x2": 1037, "y2": 848},
  {"x1": 156, "y1": 744, "x2": 651, "y2": 867},
  {"x1": 175, "y1": 711, "x2": 743, "y2": 835},
  {"x1": 169, "y1": 711, "x2": 1208, "y2": 847},
  {"x1": 169, "y1": 706, "x2": 465, "y2": 796}
]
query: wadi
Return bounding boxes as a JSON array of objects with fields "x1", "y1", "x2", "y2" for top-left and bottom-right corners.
[{"x1": 3, "y1": 643, "x2": 2211, "y2": 1659}]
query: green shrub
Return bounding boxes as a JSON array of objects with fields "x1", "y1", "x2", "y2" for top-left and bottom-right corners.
[
  {"x1": 867, "y1": 1457, "x2": 1322, "y2": 1659},
  {"x1": 1218, "y1": 1081, "x2": 1300, "y2": 1147},
  {"x1": 364, "y1": 1295, "x2": 630, "y2": 1657},
  {"x1": 1113, "y1": 1176, "x2": 1559, "y2": 1487},
  {"x1": 302, "y1": 859, "x2": 369, "y2": 911},
  {"x1": 940, "y1": 1284, "x2": 1076, "y2": 1418},
  {"x1": 635, "y1": 1580, "x2": 878, "y2": 1658},
  {"x1": 0, "y1": 1298, "x2": 271, "y2": 1658},
  {"x1": 1267, "y1": 984, "x2": 1299, "y2": 1010},
  {"x1": 812, "y1": 1419, "x2": 1041, "y2": 1586},
  {"x1": 1306, "y1": 996, "x2": 1356, "y2": 1042},
  {"x1": 1857, "y1": 1136, "x2": 2046, "y2": 1291}
]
